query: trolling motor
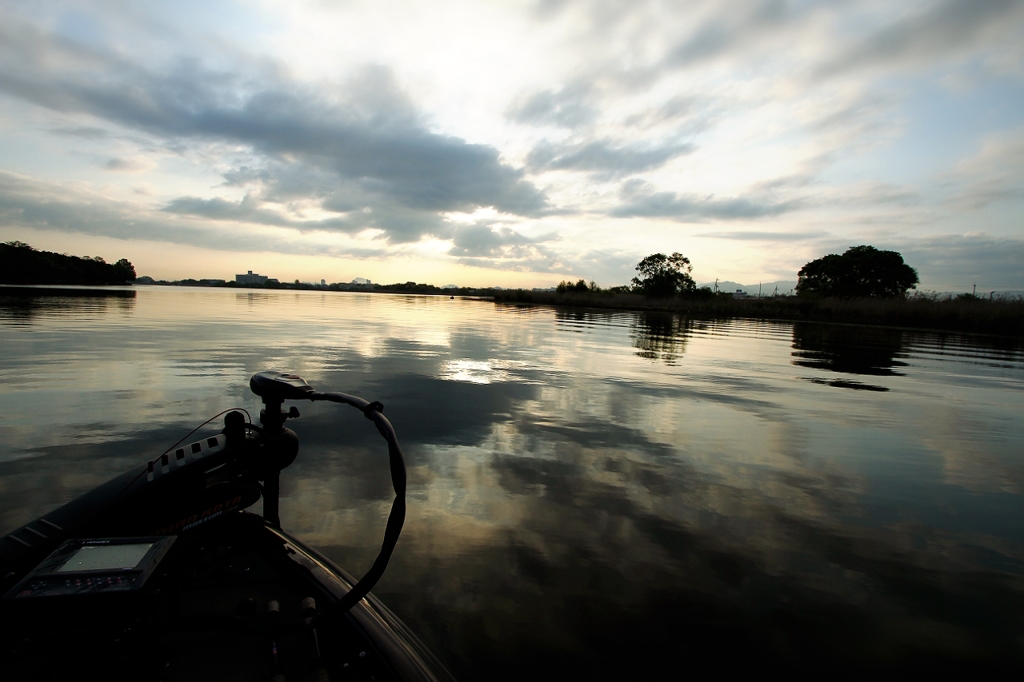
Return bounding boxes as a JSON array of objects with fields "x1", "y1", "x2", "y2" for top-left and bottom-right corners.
[
  {"x1": 246, "y1": 372, "x2": 309, "y2": 528},
  {"x1": 0, "y1": 371, "x2": 406, "y2": 624},
  {"x1": 246, "y1": 371, "x2": 407, "y2": 621}
]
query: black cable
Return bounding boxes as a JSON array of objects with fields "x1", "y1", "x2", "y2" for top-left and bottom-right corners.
[
  {"x1": 307, "y1": 391, "x2": 406, "y2": 622},
  {"x1": 153, "y1": 408, "x2": 253, "y2": 463},
  {"x1": 109, "y1": 408, "x2": 253, "y2": 505}
]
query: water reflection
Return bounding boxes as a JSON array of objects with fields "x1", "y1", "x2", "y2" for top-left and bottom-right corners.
[
  {"x1": 1, "y1": 288, "x2": 1023, "y2": 676},
  {"x1": 791, "y1": 322, "x2": 907, "y2": 391},
  {"x1": 0, "y1": 286, "x2": 136, "y2": 325},
  {"x1": 630, "y1": 312, "x2": 691, "y2": 363},
  {"x1": 554, "y1": 308, "x2": 625, "y2": 330}
]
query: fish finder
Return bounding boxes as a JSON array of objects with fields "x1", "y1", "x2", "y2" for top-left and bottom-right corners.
[{"x1": 3, "y1": 536, "x2": 175, "y2": 599}]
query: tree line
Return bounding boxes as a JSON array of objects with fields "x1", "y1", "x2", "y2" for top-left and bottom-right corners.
[
  {"x1": 0, "y1": 242, "x2": 137, "y2": 285},
  {"x1": 1, "y1": 239, "x2": 923, "y2": 299},
  {"x1": 559, "y1": 245, "x2": 920, "y2": 299}
]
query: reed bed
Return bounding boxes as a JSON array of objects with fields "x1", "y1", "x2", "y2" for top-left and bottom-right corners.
[{"x1": 493, "y1": 290, "x2": 1024, "y2": 337}]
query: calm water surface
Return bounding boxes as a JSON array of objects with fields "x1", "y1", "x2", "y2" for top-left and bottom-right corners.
[{"x1": 1, "y1": 286, "x2": 1023, "y2": 676}]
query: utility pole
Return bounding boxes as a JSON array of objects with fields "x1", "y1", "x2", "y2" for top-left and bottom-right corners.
[
  {"x1": 973, "y1": 283, "x2": 976, "y2": 296},
  {"x1": 758, "y1": 282, "x2": 762, "y2": 298},
  {"x1": 714, "y1": 278, "x2": 718, "y2": 293}
]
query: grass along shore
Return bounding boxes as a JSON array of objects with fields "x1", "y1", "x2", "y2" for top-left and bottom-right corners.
[{"x1": 493, "y1": 289, "x2": 1024, "y2": 337}]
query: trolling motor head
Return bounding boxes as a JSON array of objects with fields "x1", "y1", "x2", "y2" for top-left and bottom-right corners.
[
  {"x1": 250, "y1": 371, "x2": 314, "y2": 432},
  {"x1": 250, "y1": 371, "x2": 314, "y2": 402}
]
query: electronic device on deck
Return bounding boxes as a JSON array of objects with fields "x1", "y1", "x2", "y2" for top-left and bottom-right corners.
[{"x1": 3, "y1": 536, "x2": 175, "y2": 599}]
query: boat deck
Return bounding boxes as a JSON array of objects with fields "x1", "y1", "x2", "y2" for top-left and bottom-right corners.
[{"x1": 1, "y1": 512, "x2": 444, "y2": 682}]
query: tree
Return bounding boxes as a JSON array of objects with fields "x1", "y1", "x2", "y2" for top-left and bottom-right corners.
[
  {"x1": 0, "y1": 242, "x2": 138, "y2": 285},
  {"x1": 796, "y1": 245, "x2": 918, "y2": 298},
  {"x1": 631, "y1": 252, "x2": 696, "y2": 297},
  {"x1": 556, "y1": 279, "x2": 596, "y2": 294},
  {"x1": 113, "y1": 258, "x2": 136, "y2": 282}
]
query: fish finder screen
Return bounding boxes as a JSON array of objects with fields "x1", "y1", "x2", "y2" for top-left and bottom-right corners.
[{"x1": 56, "y1": 543, "x2": 154, "y2": 572}]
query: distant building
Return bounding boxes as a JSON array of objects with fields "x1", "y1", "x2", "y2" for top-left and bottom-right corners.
[
  {"x1": 733, "y1": 289, "x2": 748, "y2": 298},
  {"x1": 351, "y1": 277, "x2": 372, "y2": 285},
  {"x1": 442, "y1": 284, "x2": 458, "y2": 289},
  {"x1": 236, "y1": 270, "x2": 268, "y2": 285},
  {"x1": 321, "y1": 279, "x2": 326, "y2": 286}
]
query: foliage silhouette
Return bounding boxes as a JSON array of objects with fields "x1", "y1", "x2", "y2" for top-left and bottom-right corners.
[
  {"x1": 632, "y1": 252, "x2": 696, "y2": 297},
  {"x1": 796, "y1": 245, "x2": 918, "y2": 298},
  {"x1": 1, "y1": 242, "x2": 136, "y2": 285},
  {"x1": 557, "y1": 279, "x2": 593, "y2": 294}
]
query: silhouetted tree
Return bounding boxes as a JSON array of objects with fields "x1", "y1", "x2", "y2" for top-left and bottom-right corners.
[
  {"x1": 113, "y1": 258, "x2": 136, "y2": 282},
  {"x1": 556, "y1": 279, "x2": 592, "y2": 294},
  {"x1": 631, "y1": 252, "x2": 696, "y2": 297},
  {"x1": 796, "y1": 245, "x2": 918, "y2": 298},
  {"x1": 0, "y1": 242, "x2": 137, "y2": 285}
]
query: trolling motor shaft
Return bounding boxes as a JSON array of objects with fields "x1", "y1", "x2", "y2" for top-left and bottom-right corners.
[{"x1": 248, "y1": 371, "x2": 312, "y2": 527}]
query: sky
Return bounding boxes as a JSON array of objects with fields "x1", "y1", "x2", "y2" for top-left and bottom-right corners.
[{"x1": 0, "y1": 0, "x2": 1022, "y2": 290}]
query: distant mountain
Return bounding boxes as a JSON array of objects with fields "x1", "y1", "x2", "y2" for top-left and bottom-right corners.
[{"x1": 698, "y1": 280, "x2": 798, "y2": 296}]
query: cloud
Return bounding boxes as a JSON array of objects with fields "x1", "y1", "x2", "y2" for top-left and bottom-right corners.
[
  {"x1": 697, "y1": 230, "x2": 825, "y2": 242},
  {"x1": 0, "y1": 24, "x2": 547, "y2": 243},
  {"x1": 507, "y1": 81, "x2": 596, "y2": 128},
  {"x1": 162, "y1": 194, "x2": 348, "y2": 231},
  {"x1": 0, "y1": 170, "x2": 387, "y2": 258},
  {"x1": 938, "y1": 126, "x2": 1024, "y2": 210},
  {"x1": 661, "y1": 0, "x2": 802, "y2": 69},
  {"x1": 449, "y1": 225, "x2": 540, "y2": 257},
  {"x1": 816, "y1": 0, "x2": 1024, "y2": 78},
  {"x1": 446, "y1": 224, "x2": 565, "y2": 272},
  {"x1": 610, "y1": 180, "x2": 801, "y2": 221},
  {"x1": 623, "y1": 95, "x2": 698, "y2": 128},
  {"x1": 48, "y1": 125, "x2": 109, "y2": 138},
  {"x1": 527, "y1": 139, "x2": 695, "y2": 178},
  {"x1": 103, "y1": 157, "x2": 150, "y2": 172},
  {"x1": 901, "y1": 233, "x2": 1024, "y2": 290},
  {"x1": 453, "y1": 251, "x2": 563, "y2": 273}
]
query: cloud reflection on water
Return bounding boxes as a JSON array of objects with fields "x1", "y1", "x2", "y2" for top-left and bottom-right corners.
[{"x1": 1, "y1": 288, "x2": 1023, "y2": 676}]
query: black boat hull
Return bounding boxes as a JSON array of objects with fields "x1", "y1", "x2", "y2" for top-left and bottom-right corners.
[{"x1": 1, "y1": 510, "x2": 453, "y2": 681}]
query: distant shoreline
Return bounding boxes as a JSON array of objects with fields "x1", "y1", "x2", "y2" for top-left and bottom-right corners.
[
  {"x1": 4, "y1": 281, "x2": 1021, "y2": 338},
  {"x1": 133, "y1": 278, "x2": 500, "y2": 298}
]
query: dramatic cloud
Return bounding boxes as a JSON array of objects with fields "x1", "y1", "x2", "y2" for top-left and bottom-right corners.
[
  {"x1": 163, "y1": 195, "x2": 349, "y2": 232},
  {"x1": 447, "y1": 224, "x2": 564, "y2": 273},
  {"x1": 0, "y1": 1, "x2": 1020, "y2": 287},
  {"x1": 0, "y1": 171, "x2": 386, "y2": 258},
  {"x1": 449, "y1": 225, "x2": 542, "y2": 257},
  {"x1": 0, "y1": 25, "x2": 546, "y2": 243}
]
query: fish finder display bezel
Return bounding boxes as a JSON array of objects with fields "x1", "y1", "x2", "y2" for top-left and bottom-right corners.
[{"x1": 3, "y1": 536, "x2": 175, "y2": 599}]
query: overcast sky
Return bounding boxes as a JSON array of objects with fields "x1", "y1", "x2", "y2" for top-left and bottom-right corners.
[{"x1": 0, "y1": 0, "x2": 1022, "y2": 290}]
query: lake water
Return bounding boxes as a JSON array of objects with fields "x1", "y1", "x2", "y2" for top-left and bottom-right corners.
[{"x1": 1, "y1": 285, "x2": 1023, "y2": 675}]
